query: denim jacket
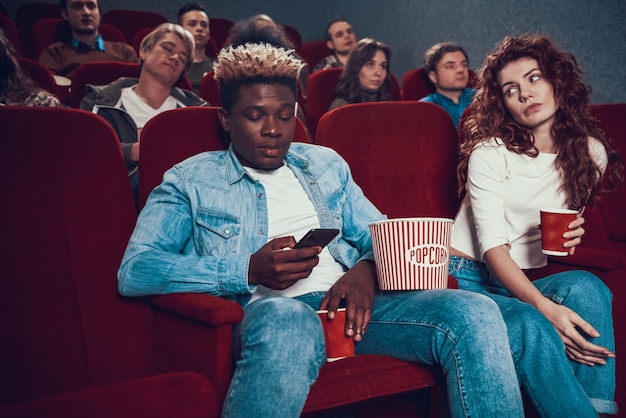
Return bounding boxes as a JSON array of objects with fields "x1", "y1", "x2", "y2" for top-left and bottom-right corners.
[{"x1": 118, "y1": 142, "x2": 385, "y2": 306}]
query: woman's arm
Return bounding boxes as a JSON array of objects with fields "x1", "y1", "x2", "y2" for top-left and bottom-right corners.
[
  {"x1": 468, "y1": 143, "x2": 613, "y2": 364},
  {"x1": 484, "y1": 241, "x2": 614, "y2": 365}
]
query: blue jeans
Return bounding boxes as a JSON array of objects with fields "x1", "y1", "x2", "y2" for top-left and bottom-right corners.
[
  {"x1": 222, "y1": 290, "x2": 524, "y2": 417},
  {"x1": 449, "y1": 255, "x2": 617, "y2": 416}
]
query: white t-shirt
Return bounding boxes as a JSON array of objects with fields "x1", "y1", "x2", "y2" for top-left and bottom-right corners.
[
  {"x1": 245, "y1": 164, "x2": 345, "y2": 303},
  {"x1": 451, "y1": 137, "x2": 608, "y2": 269},
  {"x1": 120, "y1": 87, "x2": 180, "y2": 129}
]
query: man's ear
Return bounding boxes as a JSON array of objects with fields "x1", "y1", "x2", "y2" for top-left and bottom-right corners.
[
  {"x1": 217, "y1": 107, "x2": 230, "y2": 132},
  {"x1": 138, "y1": 46, "x2": 146, "y2": 61},
  {"x1": 326, "y1": 39, "x2": 334, "y2": 51},
  {"x1": 60, "y1": 8, "x2": 69, "y2": 21},
  {"x1": 427, "y1": 70, "x2": 438, "y2": 85}
]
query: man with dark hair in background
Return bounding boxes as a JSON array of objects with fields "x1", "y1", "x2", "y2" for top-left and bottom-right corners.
[
  {"x1": 177, "y1": 2, "x2": 214, "y2": 93},
  {"x1": 312, "y1": 18, "x2": 356, "y2": 72},
  {"x1": 39, "y1": 0, "x2": 138, "y2": 79},
  {"x1": 420, "y1": 42, "x2": 475, "y2": 128}
]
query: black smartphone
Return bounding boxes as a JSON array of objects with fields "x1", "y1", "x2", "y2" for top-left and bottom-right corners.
[{"x1": 293, "y1": 228, "x2": 339, "y2": 249}]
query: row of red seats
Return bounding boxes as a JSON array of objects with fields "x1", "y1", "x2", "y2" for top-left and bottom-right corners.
[
  {"x1": 2, "y1": 3, "x2": 304, "y2": 61},
  {"x1": 1, "y1": 104, "x2": 456, "y2": 418},
  {"x1": 13, "y1": 55, "x2": 470, "y2": 139},
  {"x1": 3, "y1": 4, "x2": 477, "y2": 136},
  {"x1": 2, "y1": 3, "x2": 235, "y2": 59},
  {"x1": 1, "y1": 101, "x2": 624, "y2": 417},
  {"x1": 139, "y1": 101, "x2": 626, "y2": 416},
  {"x1": 137, "y1": 102, "x2": 625, "y2": 417}
]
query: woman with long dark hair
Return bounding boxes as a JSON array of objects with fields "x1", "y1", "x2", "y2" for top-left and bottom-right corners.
[
  {"x1": 329, "y1": 38, "x2": 394, "y2": 110},
  {"x1": 451, "y1": 34, "x2": 622, "y2": 417},
  {"x1": 0, "y1": 30, "x2": 61, "y2": 106}
]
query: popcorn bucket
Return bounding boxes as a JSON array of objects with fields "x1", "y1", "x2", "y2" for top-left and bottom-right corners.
[{"x1": 369, "y1": 218, "x2": 452, "y2": 290}]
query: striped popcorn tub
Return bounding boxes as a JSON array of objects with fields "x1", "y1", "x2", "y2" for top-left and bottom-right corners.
[{"x1": 368, "y1": 218, "x2": 452, "y2": 290}]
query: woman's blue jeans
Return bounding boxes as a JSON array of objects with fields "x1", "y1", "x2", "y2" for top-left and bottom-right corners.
[
  {"x1": 222, "y1": 289, "x2": 525, "y2": 417},
  {"x1": 449, "y1": 255, "x2": 617, "y2": 416}
]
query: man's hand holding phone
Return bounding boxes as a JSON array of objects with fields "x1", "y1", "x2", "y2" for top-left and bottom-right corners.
[
  {"x1": 248, "y1": 229, "x2": 339, "y2": 290},
  {"x1": 293, "y1": 228, "x2": 339, "y2": 249}
]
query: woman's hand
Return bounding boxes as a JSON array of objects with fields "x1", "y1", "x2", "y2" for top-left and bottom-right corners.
[
  {"x1": 562, "y1": 214, "x2": 585, "y2": 255},
  {"x1": 319, "y1": 260, "x2": 377, "y2": 342},
  {"x1": 537, "y1": 299, "x2": 615, "y2": 365},
  {"x1": 484, "y1": 245, "x2": 614, "y2": 364}
]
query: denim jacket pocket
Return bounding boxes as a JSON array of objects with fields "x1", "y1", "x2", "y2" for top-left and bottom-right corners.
[
  {"x1": 195, "y1": 208, "x2": 241, "y2": 254},
  {"x1": 324, "y1": 187, "x2": 345, "y2": 224}
]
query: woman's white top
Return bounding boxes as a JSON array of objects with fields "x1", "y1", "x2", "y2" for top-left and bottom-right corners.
[{"x1": 451, "y1": 137, "x2": 607, "y2": 269}]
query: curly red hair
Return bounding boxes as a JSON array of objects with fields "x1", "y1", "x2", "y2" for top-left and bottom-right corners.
[{"x1": 459, "y1": 34, "x2": 623, "y2": 210}]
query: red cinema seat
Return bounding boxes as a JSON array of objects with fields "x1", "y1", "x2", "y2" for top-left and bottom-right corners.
[{"x1": 0, "y1": 106, "x2": 241, "y2": 418}]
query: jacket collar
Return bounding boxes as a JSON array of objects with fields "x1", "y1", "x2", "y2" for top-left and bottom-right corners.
[{"x1": 223, "y1": 142, "x2": 311, "y2": 185}]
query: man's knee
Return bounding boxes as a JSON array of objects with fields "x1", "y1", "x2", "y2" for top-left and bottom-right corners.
[
  {"x1": 242, "y1": 297, "x2": 325, "y2": 356},
  {"x1": 454, "y1": 291, "x2": 507, "y2": 332}
]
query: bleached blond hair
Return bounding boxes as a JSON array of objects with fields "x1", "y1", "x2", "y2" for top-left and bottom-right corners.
[
  {"x1": 213, "y1": 42, "x2": 304, "y2": 84},
  {"x1": 213, "y1": 43, "x2": 305, "y2": 112},
  {"x1": 140, "y1": 23, "x2": 195, "y2": 74}
]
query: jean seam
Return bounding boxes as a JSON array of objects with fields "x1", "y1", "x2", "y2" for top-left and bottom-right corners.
[{"x1": 367, "y1": 320, "x2": 476, "y2": 416}]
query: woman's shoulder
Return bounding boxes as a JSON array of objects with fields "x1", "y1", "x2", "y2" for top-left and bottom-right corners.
[
  {"x1": 329, "y1": 97, "x2": 348, "y2": 111},
  {"x1": 468, "y1": 137, "x2": 521, "y2": 167},
  {"x1": 22, "y1": 90, "x2": 62, "y2": 107},
  {"x1": 587, "y1": 136, "x2": 609, "y2": 171},
  {"x1": 471, "y1": 137, "x2": 506, "y2": 153},
  {"x1": 587, "y1": 136, "x2": 605, "y2": 152}
]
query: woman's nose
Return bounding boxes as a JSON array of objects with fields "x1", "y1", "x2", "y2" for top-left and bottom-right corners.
[{"x1": 519, "y1": 86, "x2": 532, "y2": 102}]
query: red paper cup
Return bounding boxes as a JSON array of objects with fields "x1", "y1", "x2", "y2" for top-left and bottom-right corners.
[
  {"x1": 540, "y1": 208, "x2": 578, "y2": 256},
  {"x1": 317, "y1": 308, "x2": 355, "y2": 362},
  {"x1": 369, "y1": 218, "x2": 452, "y2": 290}
]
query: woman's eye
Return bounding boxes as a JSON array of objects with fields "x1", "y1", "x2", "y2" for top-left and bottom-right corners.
[
  {"x1": 530, "y1": 74, "x2": 541, "y2": 83},
  {"x1": 504, "y1": 87, "x2": 517, "y2": 97}
]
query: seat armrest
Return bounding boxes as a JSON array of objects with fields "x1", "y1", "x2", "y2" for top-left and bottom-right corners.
[
  {"x1": 149, "y1": 293, "x2": 243, "y2": 403},
  {"x1": 150, "y1": 293, "x2": 243, "y2": 326}
]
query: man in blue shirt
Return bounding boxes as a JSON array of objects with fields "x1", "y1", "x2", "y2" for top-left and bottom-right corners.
[
  {"x1": 420, "y1": 42, "x2": 475, "y2": 128},
  {"x1": 118, "y1": 42, "x2": 526, "y2": 417}
]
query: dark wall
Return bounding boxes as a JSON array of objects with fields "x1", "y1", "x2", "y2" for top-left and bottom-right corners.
[{"x1": 7, "y1": 0, "x2": 626, "y2": 103}]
